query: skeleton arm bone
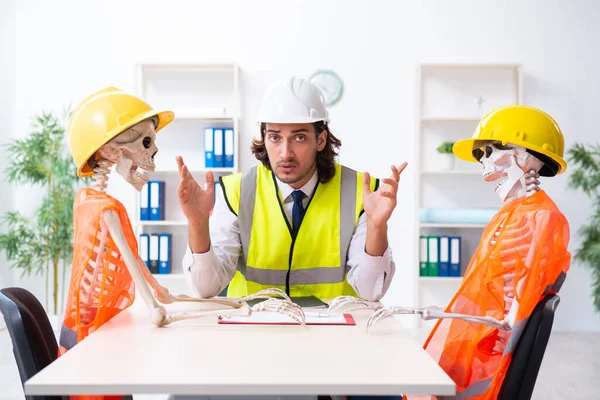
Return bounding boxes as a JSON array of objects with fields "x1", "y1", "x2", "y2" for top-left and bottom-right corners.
[
  {"x1": 327, "y1": 296, "x2": 512, "y2": 332},
  {"x1": 105, "y1": 210, "x2": 290, "y2": 326},
  {"x1": 104, "y1": 210, "x2": 169, "y2": 326},
  {"x1": 364, "y1": 305, "x2": 512, "y2": 332},
  {"x1": 133, "y1": 253, "x2": 246, "y2": 308}
]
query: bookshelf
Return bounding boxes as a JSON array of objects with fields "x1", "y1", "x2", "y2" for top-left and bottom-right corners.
[
  {"x1": 131, "y1": 63, "x2": 241, "y2": 294},
  {"x1": 412, "y1": 63, "x2": 523, "y2": 331}
]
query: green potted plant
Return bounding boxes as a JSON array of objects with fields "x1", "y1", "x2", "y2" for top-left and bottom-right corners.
[
  {"x1": 567, "y1": 142, "x2": 600, "y2": 313},
  {"x1": 0, "y1": 108, "x2": 88, "y2": 317},
  {"x1": 437, "y1": 140, "x2": 456, "y2": 170}
]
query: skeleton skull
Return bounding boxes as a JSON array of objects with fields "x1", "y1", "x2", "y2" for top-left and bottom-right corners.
[
  {"x1": 472, "y1": 141, "x2": 544, "y2": 202},
  {"x1": 96, "y1": 118, "x2": 158, "y2": 191}
]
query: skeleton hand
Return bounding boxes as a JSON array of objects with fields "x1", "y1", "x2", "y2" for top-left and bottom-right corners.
[
  {"x1": 327, "y1": 295, "x2": 383, "y2": 314},
  {"x1": 366, "y1": 305, "x2": 432, "y2": 332},
  {"x1": 250, "y1": 298, "x2": 306, "y2": 325},
  {"x1": 362, "y1": 162, "x2": 408, "y2": 229},
  {"x1": 242, "y1": 288, "x2": 307, "y2": 325},
  {"x1": 176, "y1": 156, "x2": 215, "y2": 223}
]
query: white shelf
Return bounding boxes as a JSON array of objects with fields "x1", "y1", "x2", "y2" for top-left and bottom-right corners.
[
  {"x1": 413, "y1": 63, "x2": 522, "y2": 330},
  {"x1": 419, "y1": 277, "x2": 463, "y2": 282},
  {"x1": 421, "y1": 169, "x2": 480, "y2": 176},
  {"x1": 139, "y1": 220, "x2": 187, "y2": 226},
  {"x1": 130, "y1": 62, "x2": 241, "y2": 290},
  {"x1": 420, "y1": 222, "x2": 487, "y2": 228}
]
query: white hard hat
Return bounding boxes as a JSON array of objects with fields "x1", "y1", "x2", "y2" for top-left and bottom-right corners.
[{"x1": 257, "y1": 76, "x2": 329, "y2": 124}]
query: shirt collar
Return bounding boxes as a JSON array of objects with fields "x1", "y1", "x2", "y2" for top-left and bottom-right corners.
[{"x1": 275, "y1": 169, "x2": 319, "y2": 202}]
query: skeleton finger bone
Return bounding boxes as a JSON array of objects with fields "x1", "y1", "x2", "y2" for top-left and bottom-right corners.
[
  {"x1": 366, "y1": 306, "x2": 423, "y2": 332},
  {"x1": 250, "y1": 298, "x2": 306, "y2": 325},
  {"x1": 327, "y1": 295, "x2": 382, "y2": 314},
  {"x1": 239, "y1": 288, "x2": 304, "y2": 320},
  {"x1": 240, "y1": 287, "x2": 294, "y2": 303}
]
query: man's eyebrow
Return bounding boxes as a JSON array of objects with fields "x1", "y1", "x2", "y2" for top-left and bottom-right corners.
[
  {"x1": 291, "y1": 129, "x2": 309, "y2": 133},
  {"x1": 266, "y1": 129, "x2": 281, "y2": 133}
]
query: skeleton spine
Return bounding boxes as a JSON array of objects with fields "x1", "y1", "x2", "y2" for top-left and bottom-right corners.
[{"x1": 92, "y1": 159, "x2": 111, "y2": 192}]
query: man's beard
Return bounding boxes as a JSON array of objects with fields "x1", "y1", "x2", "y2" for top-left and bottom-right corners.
[{"x1": 275, "y1": 157, "x2": 317, "y2": 185}]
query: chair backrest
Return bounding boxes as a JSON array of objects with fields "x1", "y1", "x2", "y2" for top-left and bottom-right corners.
[
  {"x1": 497, "y1": 293, "x2": 560, "y2": 400},
  {"x1": 0, "y1": 287, "x2": 67, "y2": 400}
]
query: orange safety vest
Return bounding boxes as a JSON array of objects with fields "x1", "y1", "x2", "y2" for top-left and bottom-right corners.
[
  {"x1": 59, "y1": 188, "x2": 137, "y2": 400},
  {"x1": 406, "y1": 190, "x2": 570, "y2": 400}
]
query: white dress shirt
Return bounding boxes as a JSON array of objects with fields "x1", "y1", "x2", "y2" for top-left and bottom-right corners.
[{"x1": 182, "y1": 169, "x2": 396, "y2": 301}]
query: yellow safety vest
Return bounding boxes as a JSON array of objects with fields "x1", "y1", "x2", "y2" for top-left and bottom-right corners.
[{"x1": 220, "y1": 163, "x2": 378, "y2": 298}]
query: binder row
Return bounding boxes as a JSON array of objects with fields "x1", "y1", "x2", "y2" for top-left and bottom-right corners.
[
  {"x1": 140, "y1": 181, "x2": 165, "y2": 221},
  {"x1": 205, "y1": 127, "x2": 234, "y2": 168},
  {"x1": 420, "y1": 235, "x2": 462, "y2": 277},
  {"x1": 139, "y1": 233, "x2": 172, "y2": 274}
]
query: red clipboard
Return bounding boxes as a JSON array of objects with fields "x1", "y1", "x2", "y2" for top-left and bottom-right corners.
[{"x1": 218, "y1": 312, "x2": 355, "y2": 326}]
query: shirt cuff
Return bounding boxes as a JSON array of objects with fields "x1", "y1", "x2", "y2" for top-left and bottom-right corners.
[
  {"x1": 361, "y1": 246, "x2": 393, "y2": 275},
  {"x1": 183, "y1": 244, "x2": 217, "y2": 273}
]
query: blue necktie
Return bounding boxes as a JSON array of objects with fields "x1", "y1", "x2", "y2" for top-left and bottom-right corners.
[{"x1": 291, "y1": 190, "x2": 305, "y2": 234}]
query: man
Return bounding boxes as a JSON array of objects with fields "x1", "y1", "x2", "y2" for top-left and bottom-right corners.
[{"x1": 178, "y1": 76, "x2": 407, "y2": 301}]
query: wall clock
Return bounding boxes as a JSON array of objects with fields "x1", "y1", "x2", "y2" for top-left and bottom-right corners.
[{"x1": 309, "y1": 69, "x2": 344, "y2": 106}]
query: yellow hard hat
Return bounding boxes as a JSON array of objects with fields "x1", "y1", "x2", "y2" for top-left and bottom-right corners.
[
  {"x1": 68, "y1": 87, "x2": 174, "y2": 177},
  {"x1": 452, "y1": 105, "x2": 566, "y2": 176}
]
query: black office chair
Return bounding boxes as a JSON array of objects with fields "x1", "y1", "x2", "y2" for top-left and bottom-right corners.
[
  {"x1": 497, "y1": 293, "x2": 560, "y2": 400},
  {"x1": 0, "y1": 287, "x2": 67, "y2": 400}
]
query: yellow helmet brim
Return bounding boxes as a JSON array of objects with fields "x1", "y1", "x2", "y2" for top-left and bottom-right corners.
[
  {"x1": 77, "y1": 109, "x2": 174, "y2": 177},
  {"x1": 452, "y1": 137, "x2": 567, "y2": 176}
]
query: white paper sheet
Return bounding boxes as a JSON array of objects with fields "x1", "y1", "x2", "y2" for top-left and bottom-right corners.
[{"x1": 218, "y1": 312, "x2": 353, "y2": 325}]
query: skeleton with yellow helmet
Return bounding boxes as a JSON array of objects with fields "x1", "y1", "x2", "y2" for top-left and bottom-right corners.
[{"x1": 329, "y1": 105, "x2": 571, "y2": 400}]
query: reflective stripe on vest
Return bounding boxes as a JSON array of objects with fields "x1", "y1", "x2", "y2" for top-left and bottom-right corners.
[{"x1": 223, "y1": 163, "x2": 375, "y2": 297}]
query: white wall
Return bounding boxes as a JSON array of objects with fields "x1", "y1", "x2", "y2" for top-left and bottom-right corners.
[
  {"x1": 9, "y1": 0, "x2": 600, "y2": 331},
  {"x1": 0, "y1": 0, "x2": 16, "y2": 292}
]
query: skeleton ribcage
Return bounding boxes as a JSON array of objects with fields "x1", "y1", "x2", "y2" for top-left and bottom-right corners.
[{"x1": 68, "y1": 218, "x2": 135, "y2": 328}]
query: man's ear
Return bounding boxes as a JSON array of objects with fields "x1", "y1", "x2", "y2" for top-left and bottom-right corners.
[{"x1": 317, "y1": 130, "x2": 327, "y2": 152}]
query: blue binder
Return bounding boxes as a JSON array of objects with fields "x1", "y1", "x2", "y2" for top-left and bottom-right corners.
[
  {"x1": 149, "y1": 180, "x2": 165, "y2": 220},
  {"x1": 224, "y1": 128, "x2": 234, "y2": 168},
  {"x1": 204, "y1": 128, "x2": 214, "y2": 168},
  {"x1": 449, "y1": 236, "x2": 461, "y2": 277},
  {"x1": 213, "y1": 128, "x2": 224, "y2": 167},
  {"x1": 140, "y1": 184, "x2": 149, "y2": 220},
  {"x1": 139, "y1": 233, "x2": 150, "y2": 270},
  {"x1": 158, "y1": 233, "x2": 172, "y2": 274},
  {"x1": 439, "y1": 236, "x2": 450, "y2": 277},
  {"x1": 149, "y1": 234, "x2": 159, "y2": 274}
]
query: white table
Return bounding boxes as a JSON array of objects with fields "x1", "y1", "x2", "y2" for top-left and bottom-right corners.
[{"x1": 24, "y1": 298, "x2": 455, "y2": 397}]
